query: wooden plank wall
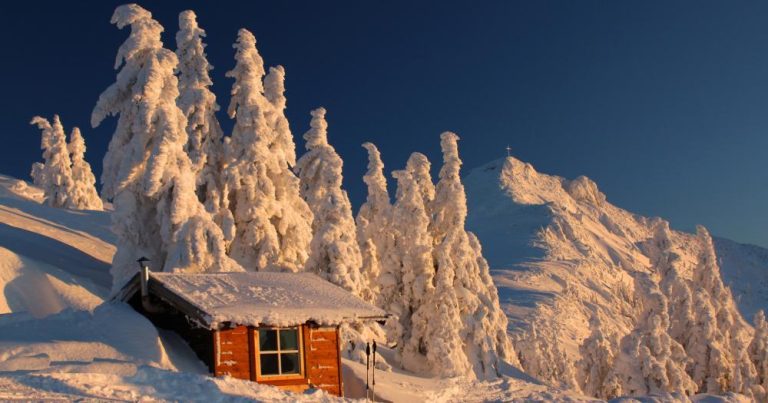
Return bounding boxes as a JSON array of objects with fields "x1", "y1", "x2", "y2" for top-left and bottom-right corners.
[
  {"x1": 305, "y1": 326, "x2": 343, "y2": 396},
  {"x1": 213, "y1": 324, "x2": 343, "y2": 397},
  {"x1": 213, "y1": 325, "x2": 251, "y2": 380}
]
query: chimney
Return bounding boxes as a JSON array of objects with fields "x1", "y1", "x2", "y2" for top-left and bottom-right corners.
[{"x1": 136, "y1": 257, "x2": 164, "y2": 313}]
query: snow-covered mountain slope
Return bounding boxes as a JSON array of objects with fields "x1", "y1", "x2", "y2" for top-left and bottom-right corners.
[
  {"x1": 465, "y1": 157, "x2": 768, "y2": 377},
  {"x1": 0, "y1": 174, "x2": 591, "y2": 401}
]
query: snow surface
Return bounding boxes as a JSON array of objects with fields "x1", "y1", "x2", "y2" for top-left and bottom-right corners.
[{"x1": 143, "y1": 271, "x2": 386, "y2": 327}]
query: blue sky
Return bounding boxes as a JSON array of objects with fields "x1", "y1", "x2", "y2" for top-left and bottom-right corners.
[{"x1": 1, "y1": 1, "x2": 767, "y2": 247}]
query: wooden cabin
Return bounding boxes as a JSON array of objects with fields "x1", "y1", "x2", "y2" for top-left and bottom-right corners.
[{"x1": 115, "y1": 269, "x2": 387, "y2": 396}]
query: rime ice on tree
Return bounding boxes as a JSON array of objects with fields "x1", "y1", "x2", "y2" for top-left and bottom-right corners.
[
  {"x1": 92, "y1": 4, "x2": 237, "y2": 290},
  {"x1": 356, "y1": 142, "x2": 392, "y2": 303},
  {"x1": 30, "y1": 115, "x2": 75, "y2": 209},
  {"x1": 67, "y1": 127, "x2": 103, "y2": 210},
  {"x1": 223, "y1": 29, "x2": 312, "y2": 272},
  {"x1": 295, "y1": 107, "x2": 365, "y2": 296},
  {"x1": 175, "y1": 10, "x2": 227, "y2": 229}
]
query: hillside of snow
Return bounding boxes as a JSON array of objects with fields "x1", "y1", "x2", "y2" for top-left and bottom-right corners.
[
  {"x1": 1, "y1": 162, "x2": 764, "y2": 401},
  {"x1": 465, "y1": 157, "x2": 768, "y2": 381}
]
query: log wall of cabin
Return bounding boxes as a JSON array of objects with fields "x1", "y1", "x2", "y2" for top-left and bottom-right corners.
[
  {"x1": 213, "y1": 325, "x2": 251, "y2": 379},
  {"x1": 212, "y1": 324, "x2": 343, "y2": 397},
  {"x1": 304, "y1": 325, "x2": 343, "y2": 396}
]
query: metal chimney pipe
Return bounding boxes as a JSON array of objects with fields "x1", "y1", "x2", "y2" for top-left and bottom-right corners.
[{"x1": 136, "y1": 257, "x2": 164, "y2": 313}]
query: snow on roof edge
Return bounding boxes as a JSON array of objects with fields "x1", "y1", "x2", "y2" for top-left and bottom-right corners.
[{"x1": 127, "y1": 271, "x2": 387, "y2": 329}]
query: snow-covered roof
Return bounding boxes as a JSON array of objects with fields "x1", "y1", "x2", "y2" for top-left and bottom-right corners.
[{"x1": 121, "y1": 271, "x2": 387, "y2": 328}]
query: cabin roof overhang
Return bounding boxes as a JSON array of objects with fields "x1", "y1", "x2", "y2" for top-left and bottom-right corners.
[{"x1": 114, "y1": 271, "x2": 389, "y2": 330}]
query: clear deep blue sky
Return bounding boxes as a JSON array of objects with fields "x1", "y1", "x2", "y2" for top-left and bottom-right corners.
[{"x1": 1, "y1": 1, "x2": 767, "y2": 247}]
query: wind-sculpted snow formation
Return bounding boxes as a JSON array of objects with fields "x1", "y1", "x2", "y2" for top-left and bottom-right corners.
[
  {"x1": 92, "y1": 4, "x2": 237, "y2": 290},
  {"x1": 465, "y1": 156, "x2": 768, "y2": 399}
]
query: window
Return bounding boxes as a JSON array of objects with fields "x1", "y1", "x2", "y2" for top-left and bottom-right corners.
[{"x1": 256, "y1": 327, "x2": 303, "y2": 378}]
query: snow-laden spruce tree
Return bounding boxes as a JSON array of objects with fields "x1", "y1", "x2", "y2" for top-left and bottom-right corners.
[
  {"x1": 30, "y1": 162, "x2": 45, "y2": 187},
  {"x1": 406, "y1": 152, "x2": 435, "y2": 211},
  {"x1": 749, "y1": 310, "x2": 768, "y2": 399},
  {"x1": 356, "y1": 142, "x2": 392, "y2": 303},
  {"x1": 514, "y1": 320, "x2": 578, "y2": 388},
  {"x1": 426, "y1": 132, "x2": 517, "y2": 378},
  {"x1": 691, "y1": 226, "x2": 757, "y2": 396},
  {"x1": 606, "y1": 275, "x2": 696, "y2": 397},
  {"x1": 30, "y1": 115, "x2": 75, "y2": 208},
  {"x1": 577, "y1": 314, "x2": 619, "y2": 399},
  {"x1": 92, "y1": 4, "x2": 238, "y2": 289},
  {"x1": 264, "y1": 65, "x2": 297, "y2": 169},
  {"x1": 652, "y1": 222, "x2": 695, "y2": 346},
  {"x1": 385, "y1": 164, "x2": 434, "y2": 370},
  {"x1": 295, "y1": 107, "x2": 364, "y2": 294},
  {"x1": 223, "y1": 28, "x2": 313, "y2": 271},
  {"x1": 392, "y1": 152, "x2": 470, "y2": 377},
  {"x1": 30, "y1": 118, "x2": 53, "y2": 188},
  {"x1": 175, "y1": 10, "x2": 229, "y2": 231},
  {"x1": 66, "y1": 127, "x2": 103, "y2": 210}
]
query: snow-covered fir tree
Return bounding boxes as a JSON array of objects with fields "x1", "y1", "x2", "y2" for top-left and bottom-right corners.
[
  {"x1": 66, "y1": 127, "x2": 103, "y2": 210},
  {"x1": 384, "y1": 133, "x2": 517, "y2": 379},
  {"x1": 606, "y1": 275, "x2": 696, "y2": 397},
  {"x1": 427, "y1": 132, "x2": 517, "y2": 378},
  {"x1": 577, "y1": 314, "x2": 618, "y2": 399},
  {"x1": 175, "y1": 10, "x2": 228, "y2": 230},
  {"x1": 690, "y1": 226, "x2": 757, "y2": 396},
  {"x1": 223, "y1": 28, "x2": 312, "y2": 272},
  {"x1": 749, "y1": 310, "x2": 768, "y2": 399},
  {"x1": 385, "y1": 163, "x2": 434, "y2": 372},
  {"x1": 30, "y1": 162, "x2": 45, "y2": 187},
  {"x1": 92, "y1": 4, "x2": 237, "y2": 289},
  {"x1": 356, "y1": 142, "x2": 392, "y2": 303},
  {"x1": 514, "y1": 320, "x2": 578, "y2": 388},
  {"x1": 30, "y1": 115, "x2": 75, "y2": 209},
  {"x1": 264, "y1": 65, "x2": 296, "y2": 169},
  {"x1": 295, "y1": 107, "x2": 364, "y2": 295},
  {"x1": 30, "y1": 119, "x2": 52, "y2": 188}
]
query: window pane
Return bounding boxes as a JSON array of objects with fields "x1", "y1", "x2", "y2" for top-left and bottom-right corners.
[
  {"x1": 279, "y1": 328, "x2": 299, "y2": 351},
  {"x1": 259, "y1": 329, "x2": 277, "y2": 351},
  {"x1": 281, "y1": 353, "x2": 301, "y2": 374},
  {"x1": 260, "y1": 353, "x2": 279, "y2": 375}
]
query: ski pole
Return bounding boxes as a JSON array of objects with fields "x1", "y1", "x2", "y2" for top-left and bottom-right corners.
[{"x1": 372, "y1": 341, "x2": 377, "y2": 402}]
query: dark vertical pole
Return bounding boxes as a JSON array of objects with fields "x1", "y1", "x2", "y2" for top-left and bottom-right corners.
[
  {"x1": 365, "y1": 342, "x2": 370, "y2": 400},
  {"x1": 372, "y1": 341, "x2": 377, "y2": 402}
]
